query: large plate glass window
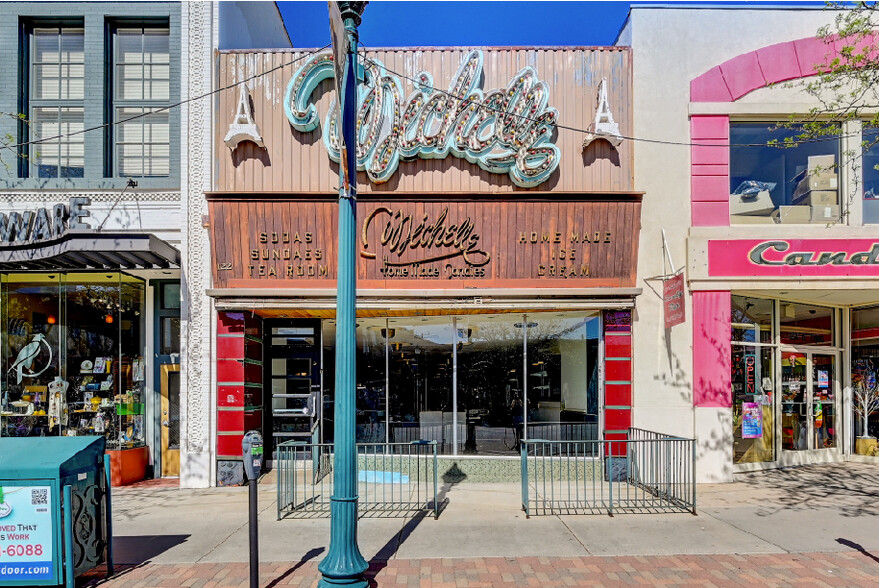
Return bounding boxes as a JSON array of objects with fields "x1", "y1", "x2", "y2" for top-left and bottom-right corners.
[
  {"x1": 28, "y1": 25, "x2": 85, "y2": 178},
  {"x1": 111, "y1": 24, "x2": 170, "y2": 177},
  {"x1": 851, "y1": 306, "x2": 879, "y2": 451},
  {"x1": 860, "y1": 127, "x2": 879, "y2": 224},
  {"x1": 730, "y1": 123, "x2": 840, "y2": 225}
]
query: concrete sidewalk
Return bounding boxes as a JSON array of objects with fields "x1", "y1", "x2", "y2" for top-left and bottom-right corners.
[{"x1": 78, "y1": 462, "x2": 879, "y2": 586}]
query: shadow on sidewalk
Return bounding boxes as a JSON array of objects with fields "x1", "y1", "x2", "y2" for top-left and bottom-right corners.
[
  {"x1": 113, "y1": 534, "x2": 190, "y2": 565},
  {"x1": 363, "y1": 479, "x2": 457, "y2": 586},
  {"x1": 266, "y1": 547, "x2": 324, "y2": 587}
]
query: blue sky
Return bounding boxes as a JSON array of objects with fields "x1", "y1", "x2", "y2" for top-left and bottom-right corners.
[{"x1": 277, "y1": 1, "x2": 828, "y2": 49}]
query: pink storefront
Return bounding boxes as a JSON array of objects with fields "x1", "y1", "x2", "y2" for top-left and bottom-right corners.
[
  {"x1": 689, "y1": 33, "x2": 879, "y2": 471},
  {"x1": 625, "y1": 6, "x2": 879, "y2": 481}
]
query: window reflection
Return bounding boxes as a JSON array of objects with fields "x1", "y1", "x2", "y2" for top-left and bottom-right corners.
[
  {"x1": 730, "y1": 123, "x2": 840, "y2": 224},
  {"x1": 343, "y1": 312, "x2": 600, "y2": 456}
]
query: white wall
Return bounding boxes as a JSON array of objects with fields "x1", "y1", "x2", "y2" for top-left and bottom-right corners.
[
  {"x1": 626, "y1": 7, "x2": 839, "y2": 481},
  {"x1": 219, "y1": 1, "x2": 291, "y2": 49}
]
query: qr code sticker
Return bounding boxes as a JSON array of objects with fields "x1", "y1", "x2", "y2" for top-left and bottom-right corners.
[{"x1": 31, "y1": 489, "x2": 48, "y2": 505}]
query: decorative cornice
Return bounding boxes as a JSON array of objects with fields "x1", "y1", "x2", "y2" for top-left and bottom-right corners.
[{"x1": 0, "y1": 192, "x2": 181, "y2": 202}]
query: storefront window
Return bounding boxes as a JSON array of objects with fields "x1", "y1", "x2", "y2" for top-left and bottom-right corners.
[
  {"x1": 862, "y1": 128, "x2": 879, "y2": 224},
  {"x1": 1, "y1": 274, "x2": 61, "y2": 438},
  {"x1": 730, "y1": 123, "x2": 840, "y2": 224},
  {"x1": 732, "y1": 296, "x2": 773, "y2": 343},
  {"x1": 0, "y1": 272, "x2": 145, "y2": 447},
  {"x1": 852, "y1": 306, "x2": 879, "y2": 453},
  {"x1": 341, "y1": 311, "x2": 600, "y2": 456},
  {"x1": 779, "y1": 303, "x2": 834, "y2": 347}
]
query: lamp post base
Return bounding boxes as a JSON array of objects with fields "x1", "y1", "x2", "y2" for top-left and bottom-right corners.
[{"x1": 317, "y1": 496, "x2": 368, "y2": 588}]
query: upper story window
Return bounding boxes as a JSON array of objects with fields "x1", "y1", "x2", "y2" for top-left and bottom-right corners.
[
  {"x1": 861, "y1": 128, "x2": 879, "y2": 224},
  {"x1": 730, "y1": 123, "x2": 840, "y2": 225},
  {"x1": 28, "y1": 25, "x2": 85, "y2": 178},
  {"x1": 111, "y1": 25, "x2": 170, "y2": 177}
]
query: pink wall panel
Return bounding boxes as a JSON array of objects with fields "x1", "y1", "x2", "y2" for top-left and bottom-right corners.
[
  {"x1": 692, "y1": 201, "x2": 729, "y2": 227},
  {"x1": 691, "y1": 175, "x2": 730, "y2": 203},
  {"x1": 719, "y1": 51, "x2": 766, "y2": 101},
  {"x1": 691, "y1": 115, "x2": 730, "y2": 140},
  {"x1": 756, "y1": 42, "x2": 802, "y2": 85},
  {"x1": 692, "y1": 291, "x2": 732, "y2": 408},
  {"x1": 692, "y1": 164, "x2": 728, "y2": 177},
  {"x1": 690, "y1": 66, "x2": 733, "y2": 102},
  {"x1": 794, "y1": 37, "x2": 834, "y2": 77},
  {"x1": 691, "y1": 141, "x2": 730, "y2": 166}
]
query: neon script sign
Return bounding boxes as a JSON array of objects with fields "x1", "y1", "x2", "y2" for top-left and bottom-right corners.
[{"x1": 284, "y1": 50, "x2": 560, "y2": 188}]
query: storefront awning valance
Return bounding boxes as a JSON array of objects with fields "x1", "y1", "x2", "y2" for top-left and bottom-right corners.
[{"x1": 0, "y1": 231, "x2": 181, "y2": 270}]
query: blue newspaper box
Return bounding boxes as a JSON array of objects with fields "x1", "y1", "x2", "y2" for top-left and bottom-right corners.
[{"x1": 0, "y1": 437, "x2": 113, "y2": 587}]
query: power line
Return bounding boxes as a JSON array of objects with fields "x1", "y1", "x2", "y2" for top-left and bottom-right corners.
[
  {"x1": 1, "y1": 44, "x2": 868, "y2": 153},
  {"x1": 358, "y1": 53, "x2": 868, "y2": 150},
  {"x1": 0, "y1": 44, "x2": 331, "y2": 154}
]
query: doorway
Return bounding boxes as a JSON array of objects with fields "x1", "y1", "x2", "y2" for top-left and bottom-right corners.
[
  {"x1": 264, "y1": 319, "x2": 321, "y2": 462},
  {"x1": 160, "y1": 364, "x2": 181, "y2": 476},
  {"x1": 780, "y1": 349, "x2": 839, "y2": 456}
]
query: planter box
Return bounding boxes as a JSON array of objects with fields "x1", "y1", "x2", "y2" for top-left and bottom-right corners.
[
  {"x1": 855, "y1": 437, "x2": 878, "y2": 456},
  {"x1": 106, "y1": 446, "x2": 148, "y2": 486}
]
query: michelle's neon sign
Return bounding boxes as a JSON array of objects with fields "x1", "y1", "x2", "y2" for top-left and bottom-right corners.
[{"x1": 284, "y1": 50, "x2": 560, "y2": 188}]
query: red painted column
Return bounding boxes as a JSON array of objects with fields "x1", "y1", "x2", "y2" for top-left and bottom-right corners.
[
  {"x1": 216, "y1": 312, "x2": 263, "y2": 485},
  {"x1": 604, "y1": 310, "x2": 632, "y2": 455}
]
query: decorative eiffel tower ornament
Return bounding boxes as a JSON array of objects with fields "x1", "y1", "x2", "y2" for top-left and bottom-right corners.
[{"x1": 583, "y1": 77, "x2": 623, "y2": 149}]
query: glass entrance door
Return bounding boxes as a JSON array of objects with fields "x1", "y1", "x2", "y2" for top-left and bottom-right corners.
[{"x1": 781, "y1": 350, "x2": 837, "y2": 452}]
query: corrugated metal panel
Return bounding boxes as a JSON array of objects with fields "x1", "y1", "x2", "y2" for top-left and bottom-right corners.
[{"x1": 216, "y1": 47, "x2": 633, "y2": 194}]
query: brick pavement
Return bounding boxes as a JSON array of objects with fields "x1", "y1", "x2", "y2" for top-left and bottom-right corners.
[{"x1": 77, "y1": 551, "x2": 879, "y2": 587}]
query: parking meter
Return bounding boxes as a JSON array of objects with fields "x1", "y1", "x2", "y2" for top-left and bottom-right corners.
[
  {"x1": 242, "y1": 430, "x2": 263, "y2": 481},
  {"x1": 242, "y1": 430, "x2": 262, "y2": 588}
]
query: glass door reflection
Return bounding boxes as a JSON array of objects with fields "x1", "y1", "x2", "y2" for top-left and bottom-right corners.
[
  {"x1": 811, "y1": 354, "x2": 835, "y2": 449},
  {"x1": 781, "y1": 351, "x2": 808, "y2": 450}
]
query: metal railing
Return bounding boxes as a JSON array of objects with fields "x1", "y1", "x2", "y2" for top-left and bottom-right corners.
[
  {"x1": 277, "y1": 440, "x2": 439, "y2": 519},
  {"x1": 521, "y1": 427, "x2": 696, "y2": 516}
]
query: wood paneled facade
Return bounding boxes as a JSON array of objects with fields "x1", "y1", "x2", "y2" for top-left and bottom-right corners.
[
  {"x1": 208, "y1": 196, "x2": 641, "y2": 291},
  {"x1": 215, "y1": 47, "x2": 633, "y2": 195}
]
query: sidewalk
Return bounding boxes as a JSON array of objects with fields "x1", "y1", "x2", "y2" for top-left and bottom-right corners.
[{"x1": 77, "y1": 462, "x2": 879, "y2": 587}]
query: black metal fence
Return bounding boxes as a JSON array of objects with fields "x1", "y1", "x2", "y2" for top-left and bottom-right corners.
[{"x1": 521, "y1": 427, "x2": 696, "y2": 516}]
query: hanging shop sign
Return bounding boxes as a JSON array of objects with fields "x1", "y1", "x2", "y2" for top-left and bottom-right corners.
[
  {"x1": 285, "y1": 50, "x2": 560, "y2": 188},
  {"x1": 207, "y1": 198, "x2": 641, "y2": 289},
  {"x1": 662, "y1": 273, "x2": 685, "y2": 329},
  {"x1": 0, "y1": 198, "x2": 91, "y2": 245},
  {"x1": 707, "y1": 239, "x2": 879, "y2": 277}
]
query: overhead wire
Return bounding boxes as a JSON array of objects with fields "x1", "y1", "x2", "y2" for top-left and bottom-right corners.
[
  {"x1": 0, "y1": 43, "x2": 331, "y2": 154},
  {"x1": 0, "y1": 43, "x2": 868, "y2": 153},
  {"x1": 358, "y1": 53, "x2": 863, "y2": 149}
]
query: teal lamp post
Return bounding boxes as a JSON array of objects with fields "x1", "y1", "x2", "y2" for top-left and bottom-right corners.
[{"x1": 318, "y1": 2, "x2": 368, "y2": 587}]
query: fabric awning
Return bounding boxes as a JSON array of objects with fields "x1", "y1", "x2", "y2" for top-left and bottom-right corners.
[{"x1": 0, "y1": 231, "x2": 180, "y2": 270}]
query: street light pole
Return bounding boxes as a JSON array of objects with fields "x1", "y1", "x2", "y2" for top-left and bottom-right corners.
[{"x1": 318, "y1": 2, "x2": 368, "y2": 587}]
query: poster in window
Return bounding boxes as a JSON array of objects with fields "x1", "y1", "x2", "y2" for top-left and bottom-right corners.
[
  {"x1": 818, "y1": 370, "x2": 829, "y2": 389},
  {"x1": 742, "y1": 402, "x2": 763, "y2": 438}
]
